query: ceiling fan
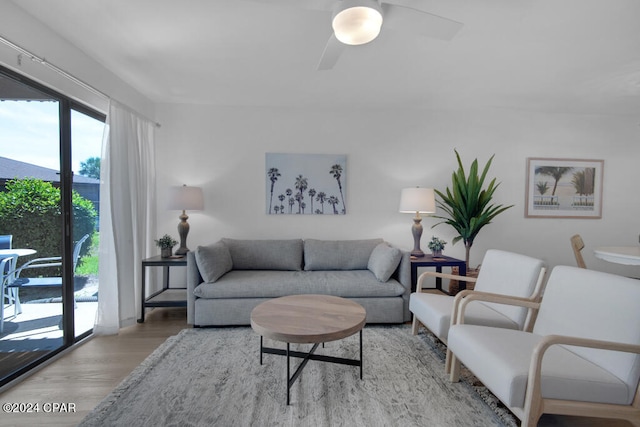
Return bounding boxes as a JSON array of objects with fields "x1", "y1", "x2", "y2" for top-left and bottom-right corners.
[{"x1": 256, "y1": 0, "x2": 463, "y2": 70}]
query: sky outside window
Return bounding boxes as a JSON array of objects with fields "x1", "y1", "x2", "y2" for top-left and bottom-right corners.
[{"x1": 0, "y1": 101, "x2": 104, "y2": 173}]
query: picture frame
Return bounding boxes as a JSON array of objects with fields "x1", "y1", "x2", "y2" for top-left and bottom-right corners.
[
  {"x1": 265, "y1": 153, "x2": 347, "y2": 215},
  {"x1": 525, "y1": 158, "x2": 604, "y2": 219}
]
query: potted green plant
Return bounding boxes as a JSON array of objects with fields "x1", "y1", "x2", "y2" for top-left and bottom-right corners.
[
  {"x1": 432, "y1": 149, "x2": 513, "y2": 270},
  {"x1": 427, "y1": 236, "x2": 447, "y2": 257},
  {"x1": 155, "y1": 234, "x2": 178, "y2": 258}
]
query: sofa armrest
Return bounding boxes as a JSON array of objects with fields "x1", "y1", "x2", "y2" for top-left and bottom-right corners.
[
  {"x1": 393, "y1": 248, "x2": 412, "y2": 292},
  {"x1": 186, "y1": 251, "x2": 202, "y2": 325},
  {"x1": 391, "y1": 246, "x2": 412, "y2": 322}
]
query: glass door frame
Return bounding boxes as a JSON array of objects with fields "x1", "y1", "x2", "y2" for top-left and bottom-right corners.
[{"x1": 0, "y1": 65, "x2": 105, "y2": 385}]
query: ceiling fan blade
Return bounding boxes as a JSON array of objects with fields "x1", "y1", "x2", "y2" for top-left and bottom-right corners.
[
  {"x1": 381, "y1": 3, "x2": 463, "y2": 41},
  {"x1": 317, "y1": 34, "x2": 345, "y2": 70}
]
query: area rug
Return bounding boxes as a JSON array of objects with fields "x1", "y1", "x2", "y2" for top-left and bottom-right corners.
[{"x1": 79, "y1": 325, "x2": 518, "y2": 427}]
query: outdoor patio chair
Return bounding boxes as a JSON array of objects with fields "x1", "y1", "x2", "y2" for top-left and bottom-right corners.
[
  {"x1": 0, "y1": 234, "x2": 13, "y2": 274},
  {"x1": 0, "y1": 234, "x2": 11, "y2": 250},
  {"x1": 1, "y1": 253, "x2": 19, "y2": 334},
  {"x1": 0, "y1": 234, "x2": 21, "y2": 333},
  {"x1": 9, "y1": 234, "x2": 90, "y2": 315},
  {"x1": 448, "y1": 265, "x2": 640, "y2": 427},
  {"x1": 410, "y1": 249, "x2": 547, "y2": 373}
]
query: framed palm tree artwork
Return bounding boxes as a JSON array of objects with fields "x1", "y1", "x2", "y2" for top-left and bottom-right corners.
[
  {"x1": 266, "y1": 153, "x2": 347, "y2": 215},
  {"x1": 525, "y1": 158, "x2": 604, "y2": 218}
]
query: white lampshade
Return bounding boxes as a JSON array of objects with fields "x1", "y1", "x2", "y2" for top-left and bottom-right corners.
[
  {"x1": 168, "y1": 185, "x2": 204, "y2": 211},
  {"x1": 332, "y1": 0, "x2": 383, "y2": 46},
  {"x1": 399, "y1": 187, "x2": 436, "y2": 214}
]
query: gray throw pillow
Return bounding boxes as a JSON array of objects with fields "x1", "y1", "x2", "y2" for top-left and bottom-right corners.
[
  {"x1": 368, "y1": 243, "x2": 402, "y2": 282},
  {"x1": 195, "y1": 241, "x2": 233, "y2": 283}
]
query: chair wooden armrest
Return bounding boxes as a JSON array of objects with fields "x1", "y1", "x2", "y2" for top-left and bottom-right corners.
[
  {"x1": 524, "y1": 335, "x2": 640, "y2": 426},
  {"x1": 442, "y1": 291, "x2": 542, "y2": 374},
  {"x1": 416, "y1": 270, "x2": 478, "y2": 292},
  {"x1": 454, "y1": 291, "x2": 541, "y2": 325},
  {"x1": 452, "y1": 266, "x2": 547, "y2": 330}
]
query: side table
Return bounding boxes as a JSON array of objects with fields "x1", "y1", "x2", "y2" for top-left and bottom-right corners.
[
  {"x1": 139, "y1": 255, "x2": 188, "y2": 323},
  {"x1": 410, "y1": 255, "x2": 467, "y2": 294}
]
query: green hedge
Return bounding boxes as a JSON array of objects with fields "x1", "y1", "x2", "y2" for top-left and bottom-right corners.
[{"x1": 0, "y1": 178, "x2": 97, "y2": 277}]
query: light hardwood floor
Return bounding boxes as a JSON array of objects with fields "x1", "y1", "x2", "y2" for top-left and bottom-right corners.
[
  {"x1": 0, "y1": 307, "x2": 632, "y2": 427},
  {"x1": 0, "y1": 308, "x2": 188, "y2": 427}
]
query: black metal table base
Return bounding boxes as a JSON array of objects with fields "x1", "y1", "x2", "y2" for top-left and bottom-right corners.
[{"x1": 259, "y1": 330, "x2": 363, "y2": 405}]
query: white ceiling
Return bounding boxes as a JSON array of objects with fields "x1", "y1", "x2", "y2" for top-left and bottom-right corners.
[{"x1": 11, "y1": 0, "x2": 640, "y2": 114}]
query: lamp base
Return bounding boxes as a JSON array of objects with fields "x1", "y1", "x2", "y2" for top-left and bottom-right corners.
[
  {"x1": 175, "y1": 247, "x2": 189, "y2": 255},
  {"x1": 410, "y1": 216, "x2": 425, "y2": 258},
  {"x1": 176, "y1": 211, "x2": 190, "y2": 256}
]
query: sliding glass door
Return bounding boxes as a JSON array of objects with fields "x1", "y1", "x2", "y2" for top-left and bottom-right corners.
[
  {"x1": 71, "y1": 109, "x2": 103, "y2": 339},
  {"x1": 0, "y1": 67, "x2": 104, "y2": 386}
]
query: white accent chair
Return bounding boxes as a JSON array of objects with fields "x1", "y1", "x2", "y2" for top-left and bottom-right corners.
[
  {"x1": 448, "y1": 265, "x2": 640, "y2": 427},
  {"x1": 410, "y1": 249, "x2": 546, "y2": 372}
]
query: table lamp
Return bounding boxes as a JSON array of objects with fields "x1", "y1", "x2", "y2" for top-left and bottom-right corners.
[
  {"x1": 168, "y1": 185, "x2": 204, "y2": 255},
  {"x1": 399, "y1": 187, "x2": 436, "y2": 257}
]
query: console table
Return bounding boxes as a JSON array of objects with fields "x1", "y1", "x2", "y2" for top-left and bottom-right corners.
[
  {"x1": 410, "y1": 254, "x2": 467, "y2": 293},
  {"x1": 139, "y1": 255, "x2": 187, "y2": 323}
]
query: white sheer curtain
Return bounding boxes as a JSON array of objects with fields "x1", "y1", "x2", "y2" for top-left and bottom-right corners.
[{"x1": 94, "y1": 100, "x2": 157, "y2": 335}]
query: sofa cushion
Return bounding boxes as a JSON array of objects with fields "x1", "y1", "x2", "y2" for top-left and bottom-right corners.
[
  {"x1": 194, "y1": 270, "x2": 406, "y2": 299},
  {"x1": 368, "y1": 243, "x2": 402, "y2": 282},
  {"x1": 303, "y1": 238, "x2": 383, "y2": 271},
  {"x1": 194, "y1": 241, "x2": 233, "y2": 283},
  {"x1": 221, "y1": 238, "x2": 303, "y2": 271}
]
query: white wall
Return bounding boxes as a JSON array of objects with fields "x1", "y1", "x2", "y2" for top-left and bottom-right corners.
[
  {"x1": 156, "y1": 103, "x2": 640, "y2": 277},
  {"x1": 0, "y1": 1, "x2": 154, "y2": 118}
]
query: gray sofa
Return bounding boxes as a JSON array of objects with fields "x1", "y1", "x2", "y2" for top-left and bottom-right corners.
[{"x1": 187, "y1": 238, "x2": 412, "y2": 326}]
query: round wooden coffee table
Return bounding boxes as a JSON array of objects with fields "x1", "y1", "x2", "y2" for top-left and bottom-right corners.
[{"x1": 250, "y1": 294, "x2": 366, "y2": 405}]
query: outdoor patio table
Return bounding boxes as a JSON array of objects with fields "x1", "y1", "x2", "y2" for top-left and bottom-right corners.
[{"x1": 0, "y1": 248, "x2": 36, "y2": 257}]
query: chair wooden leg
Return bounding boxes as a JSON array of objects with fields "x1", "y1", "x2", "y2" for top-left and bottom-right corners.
[
  {"x1": 445, "y1": 349, "x2": 452, "y2": 374},
  {"x1": 449, "y1": 354, "x2": 461, "y2": 382},
  {"x1": 411, "y1": 315, "x2": 420, "y2": 335},
  {"x1": 523, "y1": 379, "x2": 543, "y2": 427},
  {"x1": 522, "y1": 408, "x2": 541, "y2": 427}
]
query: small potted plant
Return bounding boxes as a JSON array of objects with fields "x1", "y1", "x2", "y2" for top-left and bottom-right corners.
[
  {"x1": 427, "y1": 236, "x2": 447, "y2": 257},
  {"x1": 155, "y1": 234, "x2": 178, "y2": 258}
]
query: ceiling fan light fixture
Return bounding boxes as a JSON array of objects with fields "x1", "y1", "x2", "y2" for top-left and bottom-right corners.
[{"x1": 332, "y1": 0, "x2": 383, "y2": 46}]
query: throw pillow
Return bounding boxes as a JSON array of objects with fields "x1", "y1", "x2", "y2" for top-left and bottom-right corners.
[
  {"x1": 368, "y1": 243, "x2": 402, "y2": 282},
  {"x1": 195, "y1": 241, "x2": 233, "y2": 283}
]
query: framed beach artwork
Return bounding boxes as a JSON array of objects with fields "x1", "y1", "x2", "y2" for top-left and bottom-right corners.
[
  {"x1": 265, "y1": 153, "x2": 347, "y2": 215},
  {"x1": 525, "y1": 158, "x2": 604, "y2": 219}
]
